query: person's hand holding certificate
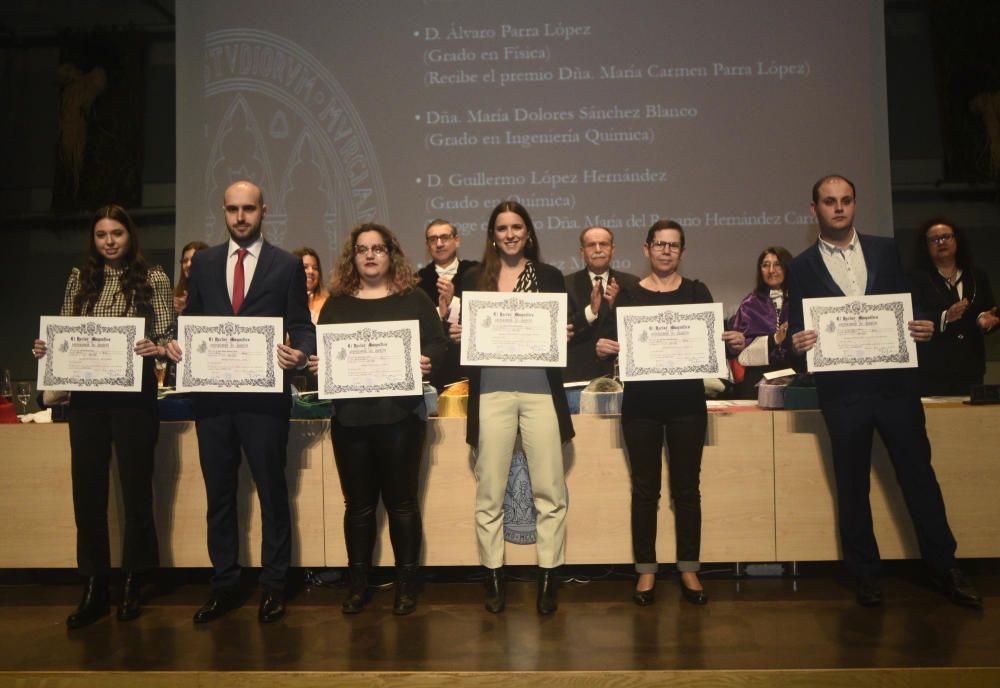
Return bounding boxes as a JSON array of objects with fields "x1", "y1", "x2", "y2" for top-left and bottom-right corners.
[
  {"x1": 316, "y1": 320, "x2": 422, "y2": 399},
  {"x1": 460, "y1": 291, "x2": 567, "y2": 367},
  {"x1": 176, "y1": 316, "x2": 282, "y2": 392},
  {"x1": 616, "y1": 303, "x2": 727, "y2": 381},
  {"x1": 803, "y1": 294, "x2": 918, "y2": 372},
  {"x1": 36, "y1": 316, "x2": 145, "y2": 392}
]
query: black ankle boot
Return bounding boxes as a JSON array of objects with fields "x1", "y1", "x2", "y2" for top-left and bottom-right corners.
[
  {"x1": 484, "y1": 567, "x2": 506, "y2": 613},
  {"x1": 117, "y1": 572, "x2": 143, "y2": 621},
  {"x1": 393, "y1": 565, "x2": 420, "y2": 616},
  {"x1": 537, "y1": 568, "x2": 558, "y2": 615},
  {"x1": 342, "y1": 563, "x2": 371, "y2": 614},
  {"x1": 67, "y1": 577, "x2": 110, "y2": 629}
]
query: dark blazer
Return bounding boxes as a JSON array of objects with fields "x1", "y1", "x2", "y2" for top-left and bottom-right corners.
[
  {"x1": 185, "y1": 240, "x2": 316, "y2": 408},
  {"x1": 417, "y1": 259, "x2": 479, "y2": 390},
  {"x1": 911, "y1": 266, "x2": 996, "y2": 395},
  {"x1": 786, "y1": 233, "x2": 921, "y2": 403},
  {"x1": 564, "y1": 268, "x2": 641, "y2": 382},
  {"x1": 460, "y1": 262, "x2": 575, "y2": 447}
]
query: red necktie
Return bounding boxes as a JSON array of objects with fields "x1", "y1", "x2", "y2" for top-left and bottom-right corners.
[{"x1": 232, "y1": 248, "x2": 248, "y2": 314}]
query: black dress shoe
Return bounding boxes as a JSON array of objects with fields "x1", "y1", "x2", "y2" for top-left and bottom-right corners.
[
  {"x1": 258, "y1": 589, "x2": 285, "y2": 623},
  {"x1": 632, "y1": 582, "x2": 656, "y2": 607},
  {"x1": 393, "y1": 565, "x2": 420, "y2": 616},
  {"x1": 116, "y1": 572, "x2": 142, "y2": 622},
  {"x1": 537, "y1": 568, "x2": 558, "y2": 615},
  {"x1": 484, "y1": 567, "x2": 506, "y2": 614},
  {"x1": 679, "y1": 577, "x2": 708, "y2": 606},
  {"x1": 193, "y1": 586, "x2": 240, "y2": 624},
  {"x1": 67, "y1": 577, "x2": 110, "y2": 629},
  {"x1": 855, "y1": 578, "x2": 883, "y2": 607},
  {"x1": 935, "y1": 568, "x2": 982, "y2": 608},
  {"x1": 342, "y1": 563, "x2": 371, "y2": 615}
]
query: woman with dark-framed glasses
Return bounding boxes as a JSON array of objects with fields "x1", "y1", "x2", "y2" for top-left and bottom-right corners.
[
  {"x1": 911, "y1": 218, "x2": 998, "y2": 396},
  {"x1": 308, "y1": 223, "x2": 447, "y2": 615},
  {"x1": 596, "y1": 219, "x2": 745, "y2": 607}
]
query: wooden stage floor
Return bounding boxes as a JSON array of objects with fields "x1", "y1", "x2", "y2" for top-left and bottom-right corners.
[{"x1": 1, "y1": 562, "x2": 998, "y2": 687}]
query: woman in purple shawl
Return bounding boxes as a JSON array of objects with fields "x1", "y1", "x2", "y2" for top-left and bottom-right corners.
[{"x1": 731, "y1": 247, "x2": 796, "y2": 398}]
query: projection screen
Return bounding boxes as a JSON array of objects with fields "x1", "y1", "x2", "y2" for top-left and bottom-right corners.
[{"x1": 176, "y1": 0, "x2": 891, "y2": 313}]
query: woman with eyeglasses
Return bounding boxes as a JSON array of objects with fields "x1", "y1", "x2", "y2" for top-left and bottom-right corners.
[
  {"x1": 449, "y1": 200, "x2": 574, "y2": 615},
  {"x1": 32, "y1": 204, "x2": 174, "y2": 628},
  {"x1": 308, "y1": 223, "x2": 447, "y2": 615},
  {"x1": 911, "y1": 218, "x2": 998, "y2": 396},
  {"x1": 596, "y1": 219, "x2": 745, "y2": 606},
  {"x1": 730, "y1": 246, "x2": 797, "y2": 398}
]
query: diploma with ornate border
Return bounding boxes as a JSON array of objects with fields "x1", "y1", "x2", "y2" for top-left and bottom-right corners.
[
  {"x1": 176, "y1": 316, "x2": 282, "y2": 393},
  {"x1": 37, "y1": 316, "x2": 145, "y2": 392},
  {"x1": 616, "y1": 303, "x2": 726, "y2": 381},
  {"x1": 460, "y1": 291, "x2": 567, "y2": 367},
  {"x1": 316, "y1": 320, "x2": 422, "y2": 399},
  {"x1": 804, "y1": 293, "x2": 917, "y2": 372}
]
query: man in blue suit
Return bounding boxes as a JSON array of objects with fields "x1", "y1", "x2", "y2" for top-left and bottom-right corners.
[
  {"x1": 166, "y1": 180, "x2": 315, "y2": 622},
  {"x1": 787, "y1": 174, "x2": 980, "y2": 608}
]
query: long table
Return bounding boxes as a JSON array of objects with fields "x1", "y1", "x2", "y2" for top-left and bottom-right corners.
[{"x1": 0, "y1": 405, "x2": 996, "y2": 567}]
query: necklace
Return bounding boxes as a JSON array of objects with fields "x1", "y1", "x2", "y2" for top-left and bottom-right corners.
[{"x1": 937, "y1": 267, "x2": 960, "y2": 287}]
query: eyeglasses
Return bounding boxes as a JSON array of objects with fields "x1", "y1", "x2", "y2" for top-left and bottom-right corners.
[
  {"x1": 648, "y1": 240, "x2": 682, "y2": 253},
  {"x1": 354, "y1": 244, "x2": 389, "y2": 256},
  {"x1": 927, "y1": 233, "x2": 955, "y2": 245},
  {"x1": 426, "y1": 233, "x2": 456, "y2": 245}
]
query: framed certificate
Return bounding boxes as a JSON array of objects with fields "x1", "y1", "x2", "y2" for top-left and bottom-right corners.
[
  {"x1": 460, "y1": 291, "x2": 567, "y2": 368},
  {"x1": 804, "y1": 294, "x2": 917, "y2": 372},
  {"x1": 616, "y1": 303, "x2": 727, "y2": 381},
  {"x1": 176, "y1": 316, "x2": 283, "y2": 393},
  {"x1": 316, "y1": 320, "x2": 422, "y2": 399},
  {"x1": 37, "y1": 316, "x2": 145, "y2": 392}
]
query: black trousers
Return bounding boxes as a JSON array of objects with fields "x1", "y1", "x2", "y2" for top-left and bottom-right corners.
[
  {"x1": 68, "y1": 403, "x2": 160, "y2": 577},
  {"x1": 330, "y1": 414, "x2": 425, "y2": 567},
  {"x1": 195, "y1": 409, "x2": 291, "y2": 590},
  {"x1": 820, "y1": 394, "x2": 957, "y2": 580},
  {"x1": 622, "y1": 413, "x2": 707, "y2": 568}
]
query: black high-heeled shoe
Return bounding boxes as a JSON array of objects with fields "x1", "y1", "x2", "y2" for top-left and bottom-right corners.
[
  {"x1": 484, "y1": 567, "x2": 506, "y2": 613},
  {"x1": 679, "y1": 576, "x2": 708, "y2": 605},
  {"x1": 632, "y1": 583, "x2": 656, "y2": 607}
]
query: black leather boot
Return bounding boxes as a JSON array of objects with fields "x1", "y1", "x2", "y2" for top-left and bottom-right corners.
[
  {"x1": 537, "y1": 568, "x2": 558, "y2": 615},
  {"x1": 67, "y1": 577, "x2": 110, "y2": 629},
  {"x1": 342, "y1": 563, "x2": 371, "y2": 614},
  {"x1": 117, "y1": 572, "x2": 142, "y2": 621},
  {"x1": 484, "y1": 567, "x2": 506, "y2": 613},
  {"x1": 393, "y1": 565, "x2": 420, "y2": 616}
]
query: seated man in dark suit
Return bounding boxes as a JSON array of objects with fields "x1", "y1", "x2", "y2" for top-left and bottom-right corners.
[
  {"x1": 166, "y1": 180, "x2": 315, "y2": 623},
  {"x1": 564, "y1": 226, "x2": 640, "y2": 382},
  {"x1": 787, "y1": 174, "x2": 980, "y2": 608},
  {"x1": 416, "y1": 219, "x2": 478, "y2": 390}
]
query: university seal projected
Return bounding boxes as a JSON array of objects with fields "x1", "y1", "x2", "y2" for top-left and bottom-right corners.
[
  {"x1": 804, "y1": 294, "x2": 917, "y2": 372},
  {"x1": 176, "y1": 316, "x2": 282, "y2": 393},
  {"x1": 616, "y1": 303, "x2": 726, "y2": 381},
  {"x1": 460, "y1": 292, "x2": 567, "y2": 368},
  {"x1": 37, "y1": 316, "x2": 145, "y2": 392},
  {"x1": 316, "y1": 320, "x2": 422, "y2": 399}
]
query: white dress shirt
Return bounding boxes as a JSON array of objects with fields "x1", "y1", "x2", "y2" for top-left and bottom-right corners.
[{"x1": 818, "y1": 229, "x2": 867, "y2": 297}]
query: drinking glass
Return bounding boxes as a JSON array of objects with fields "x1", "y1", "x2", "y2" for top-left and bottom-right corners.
[
  {"x1": 0, "y1": 369, "x2": 11, "y2": 402},
  {"x1": 15, "y1": 382, "x2": 31, "y2": 414}
]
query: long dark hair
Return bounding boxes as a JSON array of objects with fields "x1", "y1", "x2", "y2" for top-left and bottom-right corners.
[
  {"x1": 754, "y1": 246, "x2": 793, "y2": 294},
  {"x1": 477, "y1": 200, "x2": 540, "y2": 291},
  {"x1": 74, "y1": 204, "x2": 153, "y2": 319},
  {"x1": 329, "y1": 223, "x2": 416, "y2": 297},
  {"x1": 174, "y1": 240, "x2": 209, "y2": 297},
  {"x1": 913, "y1": 217, "x2": 971, "y2": 273}
]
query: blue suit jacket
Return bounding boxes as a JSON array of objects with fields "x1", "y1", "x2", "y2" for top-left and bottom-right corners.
[
  {"x1": 786, "y1": 232, "x2": 921, "y2": 402},
  {"x1": 185, "y1": 239, "x2": 315, "y2": 408}
]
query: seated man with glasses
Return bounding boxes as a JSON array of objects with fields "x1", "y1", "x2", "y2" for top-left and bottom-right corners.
[{"x1": 416, "y1": 219, "x2": 479, "y2": 390}]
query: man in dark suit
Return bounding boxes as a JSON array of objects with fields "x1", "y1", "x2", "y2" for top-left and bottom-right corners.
[
  {"x1": 564, "y1": 226, "x2": 640, "y2": 382},
  {"x1": 166, "y1": 180, "x2": 315, "y2": 623},
  {"x1": 787, "y1": 174, "x2": 980, "y2": 608},
  {"x1": 416, "y1": 219, "x2": 477, "y2": 390}
]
